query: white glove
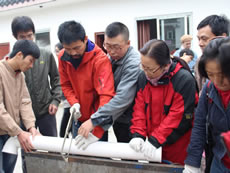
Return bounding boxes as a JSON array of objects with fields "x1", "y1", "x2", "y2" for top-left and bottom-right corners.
[
  {"x1": 183, "y1": 164, "x2": 201, "y2": 173},
  {"x1": 141, "y1": 140, "x2": 157, "y2": 161},
  {"x1": 70, "y1": 103, "x2": 81, "y2": 122},
  {"x1": 75, "y1": 132, "x2": 99, "y2": 150},
  {"x1": 129, "y1": 138, "x2": 145, "y2": 152}
]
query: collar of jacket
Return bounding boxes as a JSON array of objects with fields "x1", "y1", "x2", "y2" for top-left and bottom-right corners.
[
  {"x1": 110, "y1": 46, "x2": 133, "y2": 65},
  {"x1": 156, "y1": 60, "x2": 182, "y2": 86},
  {"x1": 2, "y1": 59, "x2": 21, "y2": 76}
]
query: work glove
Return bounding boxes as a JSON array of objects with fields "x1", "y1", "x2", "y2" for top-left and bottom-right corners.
[
  {"x1": 70, "y1": 103, "x2": 81, "y2": 122},
  {"x1": 129, "y1": 138, "x2": 145, "y2": 152},
  {"x1": 141, "y1": 140, "x2": 157, "y2": 161},
  {"x1": 183, "y1": 164, "x2": 201, "y2": 173},
  {"x1": 75, "y1": 132, "x2": 99, "y2": 150}
]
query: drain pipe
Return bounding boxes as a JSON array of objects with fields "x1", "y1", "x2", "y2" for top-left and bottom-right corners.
[{"x1": 3, "y1": 136, "x2": 162, "y2": 162}]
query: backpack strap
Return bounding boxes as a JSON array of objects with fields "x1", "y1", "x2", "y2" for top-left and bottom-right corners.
[
  {"x1": 206, "y1": 81, "x2": 213, "y2": 143},
  {"x1": 173, "y1": 57, "x2": 200, "y2": 95}
]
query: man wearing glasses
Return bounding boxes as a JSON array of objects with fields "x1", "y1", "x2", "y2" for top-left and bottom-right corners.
[{"x1": 77, "y1": 22, "x2": 140, "y2": 147}]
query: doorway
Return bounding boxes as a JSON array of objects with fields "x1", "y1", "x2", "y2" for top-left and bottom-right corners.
[
  {"x1": 94, "y1": 32, "x2": 107, "y2": 53},
  {"x1": 0, "y1": 42, "x2": 10, "y2": 59}
]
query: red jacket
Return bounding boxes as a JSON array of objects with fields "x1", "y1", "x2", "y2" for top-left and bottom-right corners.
[
  {"x1": 58, "y1": 41, "x2": 115, "y2": 138},
  {"x1": 130, "y1": 61, "x2": 197, "y2": 165}
]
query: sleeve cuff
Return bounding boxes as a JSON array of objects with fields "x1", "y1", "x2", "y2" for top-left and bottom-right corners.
[
  {"x1": 91, "y1": 115, "x2": 113, "y2": 131},
  {"x1": 131, "y1": 132, "x2": 146, "y2": 141},
  {"x1": 9, "y1": 126, "x2": 23, "y2": 137},
  {"x1": 148, "y1": 135, "x2": 161, "y2": 148},
  {"x1": 51, "y1": 99, "x2": 60, "y2": 107},
  {"x1": 92, "y1": 126, "x2": 105, "y2": 139}
]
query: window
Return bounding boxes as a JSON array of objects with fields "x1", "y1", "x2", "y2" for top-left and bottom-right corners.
[
  {"x1": 136, "y1": 13, "x2": 192, "y2": 53},
  {"x1": 35, "y1": 30, "x2": 50, "y2": 50}
]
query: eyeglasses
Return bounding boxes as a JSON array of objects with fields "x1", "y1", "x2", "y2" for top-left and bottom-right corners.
[
  {"x1": 141, "y1": 64, "x2": 162, "y2": 74},
  {"x1": 103, "y1": 43, "x2": 122, "y2": 52}
]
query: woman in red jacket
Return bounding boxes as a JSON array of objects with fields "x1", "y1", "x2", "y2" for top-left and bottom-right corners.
[{"x1": 129, "y1": 39, "x2": 198, "y2": 165}]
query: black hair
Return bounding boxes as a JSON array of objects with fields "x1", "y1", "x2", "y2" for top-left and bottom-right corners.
[
  {"x1": 198, "y1": 37, "x2": 230, "y2": 79},
  {"x1": 219, "y1": 38, "x2": 230, "y2": 79},
  {"x1": 10, "y1": 40, "x2": 40, "y2": 59},
  {"x1": 11, "y1": 16, "x2": 35, "y2": 39},
  {"x1": 55, "y1": 42, "x2": 63, "y2": 50},
  {"x1": 58, "y1": 21, "x2": 85, "y2": 45},
  {"x1": 179, "y1": 48, "x2": 194, "y2": 58},
  {"x1": 105, "y1": 22, "x2": 129, "y2": 41},
  {"x1": 197, "y1": 15, "x2": 230, "y2": 36},
  {"x1": 139, "y1": 39, "x2": 171, "y2": 66}
]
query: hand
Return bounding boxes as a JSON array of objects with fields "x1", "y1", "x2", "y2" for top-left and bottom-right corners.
[
  {"x1": 183, "y1": 164, "x2": 201, "y2": 173},
  {"x1": 29, "y1": 127, "x2": 42, "y2": 139},
  {"x1": 70, "y1": 103, "x2": 82, "y2": 122},
  {"x1": 78, "y1": 119, "x2": 94, "y2": 138},
  {"x1": 17, "y1": 131, "x2": 34, "y2": 152},
  {"x1": 75, "y1": 132, "x2": 99, "y2": 150},
  {"x1": 49, "y1": 104, "x2": 58, "y2": 115},
  {"x1": 141, "y1": 140, "x2": 157, "y2": 161},
  {"x1": 129, "y1": 138, "x2": 145, "y2": 152}
]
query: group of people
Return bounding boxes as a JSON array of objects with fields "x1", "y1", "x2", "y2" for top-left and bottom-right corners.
[{"x1": 0, "y1": 13, "x2": 230, "y2": 173}]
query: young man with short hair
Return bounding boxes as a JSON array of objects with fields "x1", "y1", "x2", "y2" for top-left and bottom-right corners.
[
  {"x1": 11, "y1": 16, "x2": 62, "y2": 137},
  {"x1": 0, "y1": 39, "x2": 41, "y2": 173}
]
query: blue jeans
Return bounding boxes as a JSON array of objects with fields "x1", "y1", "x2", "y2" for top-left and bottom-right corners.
[
  {"x1": 72, "y1": 121, "x2": 108, "y2": 141},
  {"x1": 210, "y1": 156, "x2": 230, "y2": 173},
  {"x1": 0, "y1": 135, "x2": 17, "y2": 173}
]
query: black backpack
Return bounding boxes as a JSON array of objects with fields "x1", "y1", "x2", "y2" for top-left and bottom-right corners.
[{"x1": 172, "y1": 57, "x2": 199, "y2": 95}]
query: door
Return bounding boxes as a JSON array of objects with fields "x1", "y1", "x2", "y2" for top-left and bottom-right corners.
[
  {"x1": 95, "y1": 32, "x2": 107, "y2": 53},
  {"x1": 0, "y1": 42, "x2": 10, "y2": 59}
]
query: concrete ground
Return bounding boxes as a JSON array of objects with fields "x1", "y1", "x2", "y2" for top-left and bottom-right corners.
[{"x1": 13, "y1": 103, "x2": 117, "y2": 173}]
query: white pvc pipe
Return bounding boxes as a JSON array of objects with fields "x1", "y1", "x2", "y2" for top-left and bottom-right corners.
[
  {"x1": 2, "y1": 136, "x2": 162, "y2": 162},
  {"x1": 2, "y1": 137, "x2": 20, "y2": 155}
]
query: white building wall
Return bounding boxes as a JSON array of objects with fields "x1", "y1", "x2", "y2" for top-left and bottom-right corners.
[{"x1": 0, "y1": 0, "x2": 229, "y2": 56}]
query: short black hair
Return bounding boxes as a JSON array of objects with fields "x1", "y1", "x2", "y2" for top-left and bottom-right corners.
[
  {"x1": 55, "y1": 42, "x2": 63, "y2": 50},
  {"x1": 10, "y1": 40, "x2": 40, "y2": 59},
  {"x1": 11, "y1": 16, "x2": 35, "y2": 39},
  {"x1": 140, "y1": 39, "x2": 171, "y2": 67},
  {"x1": 105, "y1": 22, "x2": 129, "y2": 41},
  {"x1": 58, "y1": 21, "x2": 85, "y2": 45},
  {"x1": 198, "y1": 37, "x2": 230, "y2": 79},
  {"x1": 197, "y1": 15, "x2": 230, "y2": 36},
  {"x1": 179, "y1": 48, "x2": 194, "y2": 58}
]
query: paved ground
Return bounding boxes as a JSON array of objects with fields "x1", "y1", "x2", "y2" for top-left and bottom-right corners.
[{"x1": 13, "y1": 103, "x2": 117, "y2": 173}]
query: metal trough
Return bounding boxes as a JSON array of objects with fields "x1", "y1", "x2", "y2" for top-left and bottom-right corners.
[{"x1": 25, "y1": 151, "x2": 183, "y2": 173}]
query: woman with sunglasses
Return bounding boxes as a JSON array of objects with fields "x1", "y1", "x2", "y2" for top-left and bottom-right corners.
[
  {"x1": 129, "y1": 39, "x2": 198, "y2": 165},
  {"x1": 184, "y1": 37, "x2": 230, "y2": 173}
]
